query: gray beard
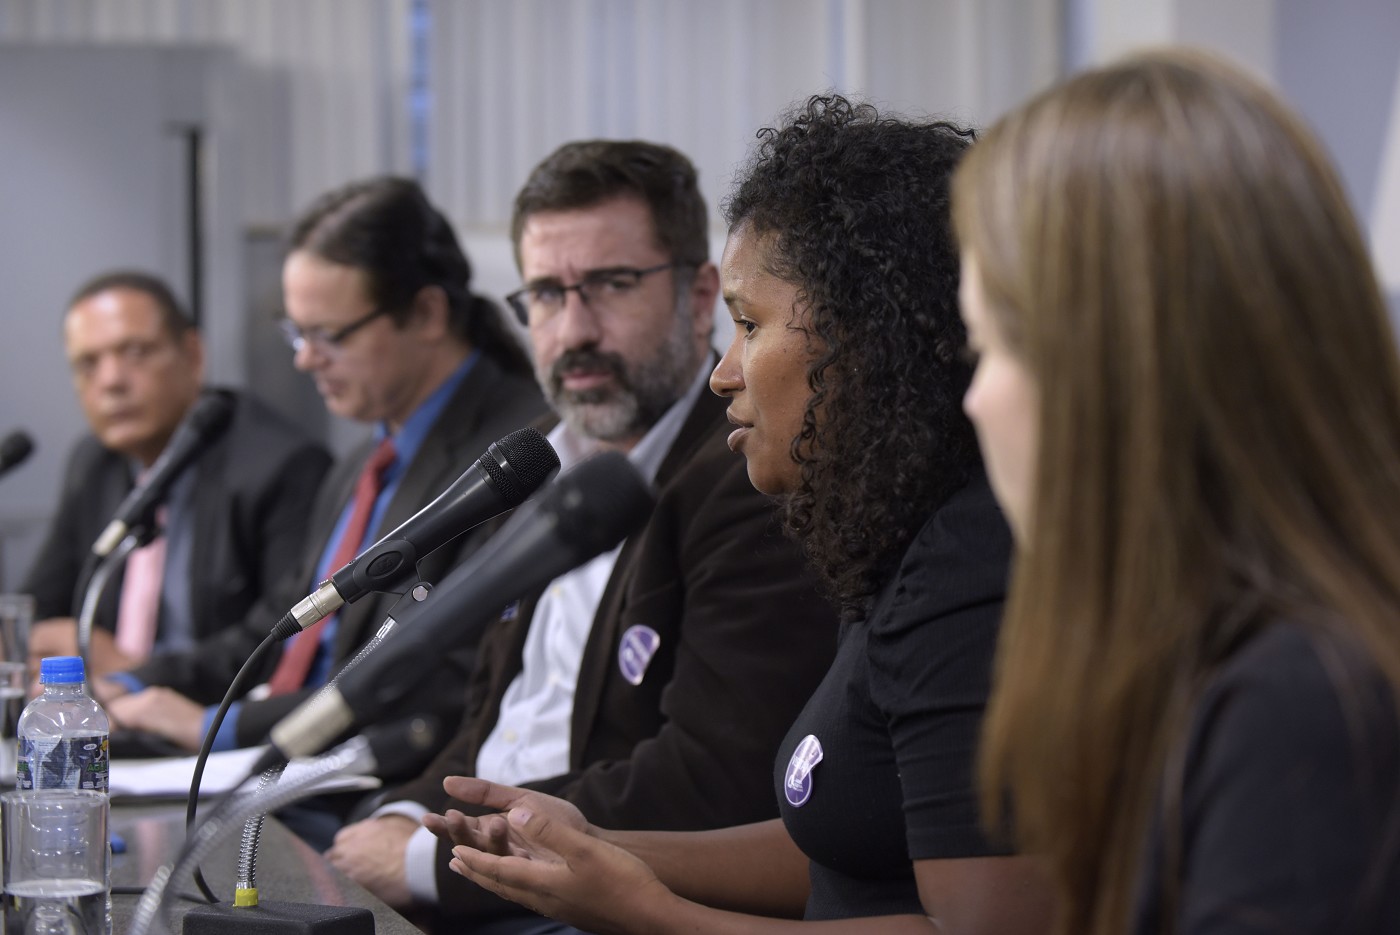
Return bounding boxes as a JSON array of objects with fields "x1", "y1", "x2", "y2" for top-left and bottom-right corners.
[{"x1": 540, "y1": 305, "x2": 702, "y2": 443}]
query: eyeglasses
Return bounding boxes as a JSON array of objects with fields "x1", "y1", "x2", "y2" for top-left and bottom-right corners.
[
  {"x1": 505, "y1": 262, "x2": 689, "y2": 326},
  {"x1": 278, "y1": 307, "x2": 391, "y2": 355}
]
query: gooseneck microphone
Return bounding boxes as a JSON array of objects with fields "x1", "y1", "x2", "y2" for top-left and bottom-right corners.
[
  {"x1": 0, "y1": 430, "x2": 34, "y2": 478},
  {"x1": 271, "y1": 426, "x2": 560, "y2": 640},
  {"x1": 91, "y1": 391, "x2": 235, "y2": 557},
  {"x1": 268, "y1": 449, "x2": 655, "y2": 759}
]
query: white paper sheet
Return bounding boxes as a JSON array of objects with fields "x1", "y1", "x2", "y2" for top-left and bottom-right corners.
[{"x1": 110, "y1": 746, "x2": 380, "y2": 799}]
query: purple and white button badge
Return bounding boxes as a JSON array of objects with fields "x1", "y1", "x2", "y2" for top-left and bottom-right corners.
[
  {"x1": 618, "y1": 625, "x2": 661, "y2": 686},
  {"x1": 783, "y1": 734, "x2": 824, "y2": 807}
]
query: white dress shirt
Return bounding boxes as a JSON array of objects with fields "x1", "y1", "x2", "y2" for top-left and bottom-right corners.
[{"x1": 385, "y1": 360, "x2": 713, "y2": 903}]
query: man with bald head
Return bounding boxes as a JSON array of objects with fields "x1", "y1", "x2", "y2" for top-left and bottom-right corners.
[{"x1": 22, "y1": 270, "x2": 331, "y2": 680}]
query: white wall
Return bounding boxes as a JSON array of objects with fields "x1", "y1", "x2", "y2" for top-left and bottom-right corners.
[
  {"x1": 423, "y1": 0, "x2": 1058, "y2": 236},
  {"x1": 1065, "y1": 0, "x2": 1400, "y2": 306},
  {"x1": 0, "y1": 45, "x2": 254, "y2": 588}
]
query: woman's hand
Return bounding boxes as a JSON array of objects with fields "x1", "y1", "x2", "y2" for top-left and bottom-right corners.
[
  {"x1": 448, "y1": 805, "x2": 676, "y2": 935},
  {"x1": 424, "y1": 775, "x2": 591, "y2": 858}
]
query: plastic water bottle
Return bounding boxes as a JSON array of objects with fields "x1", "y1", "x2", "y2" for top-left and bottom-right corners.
[
  {"x1": 15, "y1": 656, "x2": 110, "y2": 793},
  {"x1": 11, "y1": 656, "x2": 113, "y2": 932}
]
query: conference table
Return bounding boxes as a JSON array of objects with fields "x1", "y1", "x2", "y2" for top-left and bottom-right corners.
[{"x1": 110, "y1": 802, "x2": 422, "y2": 934}]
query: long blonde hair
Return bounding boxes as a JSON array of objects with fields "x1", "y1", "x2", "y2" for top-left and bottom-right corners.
[{"x1": 954, "y1": 49, "x2": 1400, "y2": 934}]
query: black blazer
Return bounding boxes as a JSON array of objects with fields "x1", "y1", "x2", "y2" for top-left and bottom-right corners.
[
  {"x1": 22, "y1": 389, "x2": 331, "y2": 646},
  {"x1": 387, "y1": 388, "x2": 840, "y2": 915},
  {"x1": 130, "y1": 361, "x2": 546, "y2": 716},
  {"x1": 234, "y1": 357, "x2": 550, "y2": 750}
]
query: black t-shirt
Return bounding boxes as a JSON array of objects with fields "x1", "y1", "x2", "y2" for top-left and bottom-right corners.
[
  {"x1": 775, "y1": 475, "x2": 1013, "y2": 920},
  {"x1": 1133, "y1": 621, "x2": 1400, "y2": 933}
]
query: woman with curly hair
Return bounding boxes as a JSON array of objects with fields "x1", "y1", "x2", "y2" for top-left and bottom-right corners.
[
  {"x1": 426, "y1": 96, "x2": 1051, "y2": 933},
  {"x1": 957, "y1": 50, "x2": 1400, "y2": 933}
]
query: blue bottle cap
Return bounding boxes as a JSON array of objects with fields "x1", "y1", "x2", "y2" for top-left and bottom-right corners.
[{"x1": 38, "y1": 656, "x2": 85, "y2": 684}]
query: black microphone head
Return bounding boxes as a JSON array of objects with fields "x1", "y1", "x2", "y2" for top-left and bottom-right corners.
[
  {"x1": 186, "y1": 389, "x2": 236, "y2": 436},
  {"x1": 546, "y1": 450, "x2": 655, "y2": 560},
  {"x1": 481, "y1": 427, "x2": 560, "y2": 506},
  {"x1": 90, "y1": 389, "x2": 235, "y2": 557},
  {"x1": 0, "y1": 430, "x2": 34, "y2": 473},
  {"x1": 303, "y1": 448, "x2": 655, "y2": 749}
]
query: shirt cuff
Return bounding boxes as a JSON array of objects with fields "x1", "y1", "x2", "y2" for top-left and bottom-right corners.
[
  {"x1": 370, "y1": 803, "x2": 437, "y2": 904},
  {"x1": 404, "y1": 824, "x2": 441, "y2": 905},
  {"x1": 105, "y1": 673, "x2": 145, "y2": 694},
  {"x1": 202, "y1": 702, "x2": 242, "y2": 753},
  {"x1": 372, "y1": 800, "x2": 430, "y2": 822}
]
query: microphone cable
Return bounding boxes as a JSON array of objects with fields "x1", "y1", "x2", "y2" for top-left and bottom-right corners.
[
  {"x1": 129, "y1": 732, "x2": 380, "y2": 935},
  {"x1": 183, "y1": 601, "x2": 418, "y2": 904},
  {"x1": 182, "y1": 631, "x2": 280, "y2": 904}
]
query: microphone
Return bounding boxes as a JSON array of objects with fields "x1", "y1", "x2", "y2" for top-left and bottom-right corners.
[
  {"x1": 0, "y1": 431, "x2": 34, "y2": 478},
  {"x1": 273, "y1": 427, "x2": 560, "y2": 640},
  {"x1": 268, "y1": 449, "x2": 655, "y2": 759},
  {"x1": 91, "y1": 391, "x2": 235, "y2": 557}
]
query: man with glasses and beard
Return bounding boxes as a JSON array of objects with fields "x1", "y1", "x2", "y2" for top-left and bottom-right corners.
[
  {"x1": 93, "y1": 179, "x2": 549, "y2": 805},
  {"x1": 326, "y1": 141, "x2": 837, "y2": 935}
]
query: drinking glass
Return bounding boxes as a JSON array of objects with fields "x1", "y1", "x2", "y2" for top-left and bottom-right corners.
[{"x1": 1, "y1": 789, "x2": 109, "y2": 934}]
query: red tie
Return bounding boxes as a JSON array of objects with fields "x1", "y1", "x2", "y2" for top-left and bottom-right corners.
[{"x1": 266, "y1": 438, "x2": 397, "y2": 695}]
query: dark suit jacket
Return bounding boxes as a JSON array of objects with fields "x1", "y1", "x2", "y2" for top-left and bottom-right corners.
[
  {"x1": 130, "y1": 356, "x2": 549, "y2": 774},
  {"x1": 22, "y1": 390, "x2": 331, "y2": 648},
  {"x1": 387, "y1": 388, "x2": 840, "y2": 916}
]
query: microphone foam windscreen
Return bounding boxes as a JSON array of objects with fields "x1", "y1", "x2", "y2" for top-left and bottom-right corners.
[
  {"x1": 482, "y1": 427, "x2": 560, "y2": 505},
  {"x1": 550, "y1": 450, "x2": 655, "y2": 559},
  {"x1": 190, "y1": 390, "x2": 236, "y2": 434},
  {"x1": 0, "y1": 431, "x2": 34, "y2": 470}
]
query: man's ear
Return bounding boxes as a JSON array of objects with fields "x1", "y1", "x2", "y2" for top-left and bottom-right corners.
[
  {"x1": 182, "y1": 330, "x2": 206, "y2": 383},
  {"x1": 410, "y1": 285, "x2": 452, "y2": 339},
  {"x1": 689, "y1": 261, "x2": 720, "y2": 344}
]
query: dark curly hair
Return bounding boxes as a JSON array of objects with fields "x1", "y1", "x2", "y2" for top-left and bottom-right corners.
[{"x1": 724, "y1": 94, "x2": 982, "y2": 621}]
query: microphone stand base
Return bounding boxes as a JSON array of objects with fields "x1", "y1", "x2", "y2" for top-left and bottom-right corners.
[{"x1": 182, "y1": 900, "x2": 375, "y2": 935}]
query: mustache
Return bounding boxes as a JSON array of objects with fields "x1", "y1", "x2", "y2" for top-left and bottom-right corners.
[{"x1": 549, "y1": 348, "x2": 628, "y2": 391}]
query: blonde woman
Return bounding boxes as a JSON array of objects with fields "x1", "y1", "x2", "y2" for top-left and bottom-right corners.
[{"x1": 956, "y1": 50, "x2": 1400, "y2": 934}]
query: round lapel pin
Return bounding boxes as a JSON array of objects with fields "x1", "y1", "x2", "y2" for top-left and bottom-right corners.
[
  {"x1": 618, "y1": 625, "x2": 661, "y2": 686},
  {"x1": 783, "y1": 734, "x2": 824, "y2": 807}
]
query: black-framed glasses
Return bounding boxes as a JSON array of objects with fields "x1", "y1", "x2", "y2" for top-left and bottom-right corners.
[
  {"x1": 278, "y1": 307, "x2": 391, "y2": 355},
  {"x1": 505, "y1": 262, "x2": 689, "y2": 326}
]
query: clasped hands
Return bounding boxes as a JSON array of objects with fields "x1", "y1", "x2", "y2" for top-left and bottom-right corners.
[{"x1": 424, "y1": 776, "x2": 674, "y2": 932}]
